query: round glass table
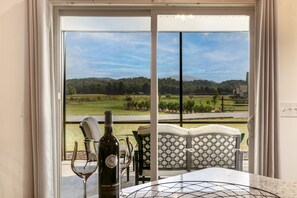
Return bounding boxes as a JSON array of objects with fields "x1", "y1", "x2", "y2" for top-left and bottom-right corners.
[{"x1": 126, "y1": 181, "x2": 280, "y2": 198}]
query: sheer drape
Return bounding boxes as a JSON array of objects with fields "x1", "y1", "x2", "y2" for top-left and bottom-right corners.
[
  {"x1": 249, "y1": 0, "x2": 279, "y2": 178},
  {"x1": 28, "y1": 0, "x2": 57, "y2": 197}
]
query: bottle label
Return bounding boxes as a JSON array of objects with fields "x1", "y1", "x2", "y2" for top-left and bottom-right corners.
[{"x1": 105, "y1": 154, "x2": 118, "y2": 169}]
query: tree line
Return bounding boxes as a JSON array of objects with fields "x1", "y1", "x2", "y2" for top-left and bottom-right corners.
[{"x1": 66, "y1": 77, "x2": 247, "y2": 96}]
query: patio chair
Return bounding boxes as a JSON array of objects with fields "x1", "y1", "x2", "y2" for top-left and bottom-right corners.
[
  {"x1": 119, "y1": 137, "x2": 134, "y2": 182},
  {"x1": 79, "y1": 117, "x2": 102, "y2": 162},
  {"x1": 79, "y1": 116, "x2": 132, "y2": 181}
]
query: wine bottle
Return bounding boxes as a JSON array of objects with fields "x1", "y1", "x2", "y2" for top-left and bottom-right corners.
[{"x1": 98, "y1": 111, "x2": 120, "y2": 198}]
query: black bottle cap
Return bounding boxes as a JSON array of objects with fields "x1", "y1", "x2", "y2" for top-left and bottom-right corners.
[{"x1": 104, "y1": 110, "x2": 113, "y2": 125}]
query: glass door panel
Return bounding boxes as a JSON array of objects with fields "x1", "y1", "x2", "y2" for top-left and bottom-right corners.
[
  {"x1": 157, "y1": 32, "x2": 180, "y2": 123},
  {"x1": 157, "y1": 14, "x2": 250, "y2": 177},
  {"x1": 62, "y1": 16, "x2": 150, "y2": 197}
]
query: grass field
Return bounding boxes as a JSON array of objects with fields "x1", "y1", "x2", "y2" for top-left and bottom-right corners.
[{"x1": 66, "y1": 94, "x2": 248, "y2": 115}]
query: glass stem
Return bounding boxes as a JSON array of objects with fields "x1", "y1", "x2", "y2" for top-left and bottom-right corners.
[{"x1": 83, "y1": 178, "x2": 87, "y2": 198}]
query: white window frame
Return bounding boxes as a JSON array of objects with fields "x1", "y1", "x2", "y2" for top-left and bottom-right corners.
[{"x1": 53, "y1": 5, "x2": 255, "y2": 197}]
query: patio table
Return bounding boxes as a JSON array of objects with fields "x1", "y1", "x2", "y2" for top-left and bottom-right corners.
[
  {"x1": 123, "y1": 167, "x2": 297, "y2": 198},
  {"x1": 90, "y1": 167, "x2": 297, "y2": 197}
]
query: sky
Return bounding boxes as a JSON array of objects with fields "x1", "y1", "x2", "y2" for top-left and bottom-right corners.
[{"x1": 65, "y1": 31, "x2": 249, "y2": 83}]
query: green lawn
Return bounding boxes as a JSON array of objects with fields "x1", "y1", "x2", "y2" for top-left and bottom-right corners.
[
  {"x1": 66, "y1": 94, "x2": 248, "y2": 115},
  {"x1": 66, "y1": 101, "x2": 149, "y2": 115},
  {"x1": 67, "y1": 94, "x2": 152, "y2": 115}
]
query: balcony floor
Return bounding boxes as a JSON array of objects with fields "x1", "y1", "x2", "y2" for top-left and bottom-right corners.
[{"x1": 61, "y1": 159, "x2": 248, "y2": 198}]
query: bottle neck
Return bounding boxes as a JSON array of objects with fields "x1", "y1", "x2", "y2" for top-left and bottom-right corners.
[
  {"x1": 104, "y1": 125, "x2": 113, "y2": 135},
  {"x1": 104, "y1": 111, "x2": 113, "y2": 135}
]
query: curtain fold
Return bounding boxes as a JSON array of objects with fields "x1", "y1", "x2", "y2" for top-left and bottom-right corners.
[
  {"x1": 250, "y1": 0, "x2": 279, "y2": 178},
  {"x1": 28, "y1": 0, "x2": 57, "y2": 197}
]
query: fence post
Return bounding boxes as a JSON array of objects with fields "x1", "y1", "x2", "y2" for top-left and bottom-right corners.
[{"x1": 221, "y1": 96, "x2": 224, "y2": 112}]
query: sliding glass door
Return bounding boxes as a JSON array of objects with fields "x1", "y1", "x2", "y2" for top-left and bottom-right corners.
[
  {"x1": 61, "y1": 14, "x2": 151, "y2": 197},
  {"x1": 57, "y1": 8, "x2": 254, "y2": 197},
  {"x1": 157, "y1": 13, "x2": 251, "y2": 172}
]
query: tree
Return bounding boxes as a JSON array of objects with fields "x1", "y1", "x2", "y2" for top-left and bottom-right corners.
[
  {"x1": 118, "y1": 81, "x2": 126, "y2": 94},
  {"x1": 106, "y1": 82, "x2": 113, "y2": 94},
  {"x1": 66, "y1": 77, "x2": 247, "y2": 95},
  {"x1": 142, "y1": 82, "x2": 150, "y2": 95},
  {"x1": 66, "y1": 83, "x2": 76, "y2": 95},
  {"x1": 211, "y1": 93, "x2": 219, "y2": 108}
]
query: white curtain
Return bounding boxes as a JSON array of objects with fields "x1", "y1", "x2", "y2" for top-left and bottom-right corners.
[
  {"x1": 249, "y1": 0, "x2": 279, "y2": 178},
  {"x1": 28, "y1": 0, "x2": 57, "y2": 197}
]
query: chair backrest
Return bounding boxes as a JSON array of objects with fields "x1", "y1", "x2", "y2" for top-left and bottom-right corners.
[
  {"x1": 188, "y1": 124, "x2": 242, "y2": 170},
  {"x1": 136, "y1": 124, "x2": 242, "y2": 173},
  {"x1": 137, "y1": 124, "x2": 189, "y2": 171},
  {"x1": 80, "y1": 117, "x2": 102, "y2": 141},
  {"x1": 79, "y1": 117, "x2": 102, "y2": 161}
]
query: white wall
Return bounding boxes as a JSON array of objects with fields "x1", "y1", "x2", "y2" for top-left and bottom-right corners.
[
  {"x1": 0, "y1": 0, "x2": 33, "y2": 197},
  {"x1": 277, "y1": 0, "x2": 297, "y2": 182}
]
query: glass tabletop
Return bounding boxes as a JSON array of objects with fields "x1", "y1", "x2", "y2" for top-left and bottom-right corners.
[{"x1": 126, "y1": 181, "x2": 280, "y2": 198}]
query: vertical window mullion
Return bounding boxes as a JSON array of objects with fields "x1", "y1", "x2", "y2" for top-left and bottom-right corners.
[
  {"x1": 150, "y1": 11, "x2": 158, "y2": 182},
  {"x1": 179, "y1": 32, "x2": 183, "y2": 127},
  {"x1": 62, "y1": 31, "x2": 67, "y2": 161}
]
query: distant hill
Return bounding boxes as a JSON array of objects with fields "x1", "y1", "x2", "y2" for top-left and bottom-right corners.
[
  {"x1": 169, "y1": 75, "x2": 203, "y2": 81},
  {"x1": 66, "y1": 77, "x2": 247, "y2": 95}
]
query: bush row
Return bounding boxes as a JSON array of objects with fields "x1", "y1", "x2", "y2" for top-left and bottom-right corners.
[{"x1": 124, "y1": 97, "x2": 220, "y2": 113}]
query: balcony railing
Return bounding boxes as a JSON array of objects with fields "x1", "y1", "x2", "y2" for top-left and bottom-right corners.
[{"x1": 63, "y1": 116, "x2": 248, "y2": 161}]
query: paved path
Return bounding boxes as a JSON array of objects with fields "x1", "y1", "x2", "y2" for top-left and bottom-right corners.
[{"x1": 66, "y1": 112, "x2": 248, "y2": 122}]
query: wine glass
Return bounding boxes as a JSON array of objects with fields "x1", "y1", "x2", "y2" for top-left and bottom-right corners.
[
  {"x1": 119, "y1": 138, "x2": 134, "y2": 198},
  {"x1": 71, "y1": 139, "x2": 98, "y2": 198}
]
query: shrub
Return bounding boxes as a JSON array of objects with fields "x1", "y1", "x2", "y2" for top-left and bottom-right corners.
[
  {"x1": 167, "y1": 102, "x2": 179, "y2": 113},
  {"x1": 125, "y1": 95, "x2": 133, "y2": 101},
  {"x1": 165, "y1": 94, "x2": 172, "y2": 99},
  {"x1": 183, "y1": 100, "x2": 195, "y2": 113},
  {"x1": 143, "y1": 100, "x2": 150, "y2": 111},
  {"x1": 193, "y1": 103, "x2": 213, "y2": 113},
  {"x1": 159, "y1": 101, "x2": 167, "y2": 112}
]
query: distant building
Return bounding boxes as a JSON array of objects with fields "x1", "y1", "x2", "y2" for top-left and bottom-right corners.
[{"x1": 233, "y1": 85, "x2": 248, "y2": 98}]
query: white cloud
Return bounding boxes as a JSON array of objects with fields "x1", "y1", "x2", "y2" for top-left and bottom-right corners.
[
  {"x1": 91, "y1": 61, "x2": 142, "y2": 68},
  {"x1": 66, "y1": 31, "x2": 249, "y2": 82},
  {"x1": 203, "y1": 50, "x2": 240, "y2": 62},
  {"x1": 71, "y1": 32, "x2": 150, "y2": 47}
]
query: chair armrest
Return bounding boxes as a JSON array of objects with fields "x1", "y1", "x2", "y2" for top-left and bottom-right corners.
[
  {"x1": 236, "y1": 149, "x2": 244, "y2": 171},
  {"x1": 134, "y1": 150, "x2": 139, "y2": 185}
]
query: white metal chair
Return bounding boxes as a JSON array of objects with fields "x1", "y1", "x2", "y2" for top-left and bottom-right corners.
[
  {"x1": 79, "y1": 116, "x2": 133, "y2": 181},
  {"x1": 79, "y1": 117, "x2": 102, "y2": 162}
]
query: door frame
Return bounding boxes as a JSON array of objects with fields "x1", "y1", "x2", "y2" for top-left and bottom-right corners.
[{"x1": 53, "y1": 5, "x2": 255, "y2": 197}]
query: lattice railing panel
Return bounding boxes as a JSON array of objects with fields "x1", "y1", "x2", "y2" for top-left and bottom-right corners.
[
  {"x1": 140, "y1": 134, "x2": 187, "y2": 169},
  {"x1": 158, "y1": 134, "x2": 187, "y2": 169},
  {"x1": 191, "y1": 134, "x2": 237, "y2": 169}
]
